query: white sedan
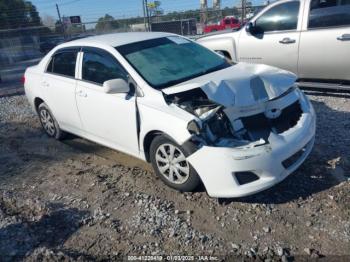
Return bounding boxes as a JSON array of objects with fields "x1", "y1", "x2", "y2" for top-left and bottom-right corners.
[{"x1": 24, "y1": 32, "x2": 316, "y2": 198}]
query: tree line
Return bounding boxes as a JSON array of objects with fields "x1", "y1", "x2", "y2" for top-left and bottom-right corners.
[
  {"x1": 0, "y1": 0, "x2": 41, "y2": 29},
  {"x1": 0, "y1": 0, "x2": 262, "y2": 37}
]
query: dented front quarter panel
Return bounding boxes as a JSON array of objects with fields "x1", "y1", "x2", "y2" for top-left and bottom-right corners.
[
  {"x1": 137, "y1": 90, "x2": 195, "y2": 156},
  {"x1": 196, "y1": 31, "x2": 240, "y2": 62},
  {"x1": 186, "y1": 88, "x2": 316, "y2": 198}
]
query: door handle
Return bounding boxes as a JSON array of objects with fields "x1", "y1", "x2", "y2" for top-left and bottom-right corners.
[
  {"x1": 41, "y1": 81, "x2": 49, "y2": 87},
  {"x1": 279, "y1": 37, "x2": 296, "y2": 44},
  {"x1": 76, "y1": 90, "x2": 87, "y2": 97},
  {"x1": 337, "y1": 34, "x2": 350, "y2": 41}
]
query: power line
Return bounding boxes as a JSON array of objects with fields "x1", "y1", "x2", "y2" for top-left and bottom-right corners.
[
  {"x1": 3, "y1": 0, "x2": 237, "y2": 17},
  {"x1": 31, "y1": 0, "x2": 57, "y2": 4},
  {"x1": 1, "y1": 0, "x2": 258, "y2": 23},
  {"x1": 59, "y1": 0, "x2": 83, "y2": 6},
  {"x1": 2, "y1": 6, "x2": 54, "y2": 14},
  {"x1": 1, "y1": 0, "x2": 83, "y2": 13}
]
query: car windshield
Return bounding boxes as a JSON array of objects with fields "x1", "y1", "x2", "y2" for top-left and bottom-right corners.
[{"x1": 116, "y1": 36, "x2": 231, "y2": 89}]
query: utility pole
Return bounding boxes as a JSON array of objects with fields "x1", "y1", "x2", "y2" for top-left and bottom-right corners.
[
  {"x1": 144, "y1": 0, "x2": 151, "y2": 31},
  {"x1": 213, "y1": 0, "x2": 221, "y2": 10},
  {"x1": 241, "y1": 0, "x2": 246, "y2": 23},
  {"x1": 213, "y1": 0, "x2": 221, "y2": 20},
  {"x1": 56, "y1": 3, "x2": 65, "y2": 38},
  {"x1": 142, "y1": 0, "x2": 147, "y2": 31},
  {"x1": 56, "y1": 4, "x2": 62, "y2": 23},
  {"x1": 200, "y1": 0, "x2": 208, "y2": 26}
]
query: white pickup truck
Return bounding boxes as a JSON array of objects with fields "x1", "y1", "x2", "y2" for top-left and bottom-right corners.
[{"x1": 197, "y1": 0, "x2": 350, "y2": 90}]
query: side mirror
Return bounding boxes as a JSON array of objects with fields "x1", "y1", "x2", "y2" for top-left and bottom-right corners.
[
  {"x1": 215, "y1": 50, "x2": 225, "y2": 57},
  {"x1": 245, "y1": 22, "x2": 255, "y2": 34},
  {"x1": 246, "y1": 21, "x2": 263, "y2": 35},
  {"x1": 103, "y1": 78, "x2": 129, "y2": 94}
]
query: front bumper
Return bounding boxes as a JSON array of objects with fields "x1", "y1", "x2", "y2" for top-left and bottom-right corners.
[{"x1": 187, "y1": 94, "x2": 316, "y2": 198}]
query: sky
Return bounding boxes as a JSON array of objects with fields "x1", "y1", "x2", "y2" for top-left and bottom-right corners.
[{"x1": 30, "y1": 0, "x2": 263, "y2": 23}]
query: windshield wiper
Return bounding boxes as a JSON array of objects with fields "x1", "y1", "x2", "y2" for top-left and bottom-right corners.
[
  {"x1": 157, "y1": 70, "x2": 207, "y2": 89},
  {"x1": 201, "y1": 62, "x2": 229, "y2": 75}
]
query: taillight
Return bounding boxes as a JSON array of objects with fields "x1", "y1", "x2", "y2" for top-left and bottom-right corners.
[{"x1": 21, "y1": 75, "x2": 25, "y2": 84}]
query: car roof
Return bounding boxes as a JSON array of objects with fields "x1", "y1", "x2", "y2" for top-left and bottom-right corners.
[{"x1": 65, "y1": 32, "x2": 175, "y2": 47}]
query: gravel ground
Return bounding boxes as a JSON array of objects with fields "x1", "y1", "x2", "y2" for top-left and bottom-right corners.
[{"x1": 0, "y1": 92, "x2": 349, "y2": 261}]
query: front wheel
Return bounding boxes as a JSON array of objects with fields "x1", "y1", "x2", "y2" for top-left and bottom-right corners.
[
  {"x1": 150, "y1": 135, "x2": 200, "y2": 192},
  {"x1": 38, "y1": 103, "x2": 66, "y2": 140}
]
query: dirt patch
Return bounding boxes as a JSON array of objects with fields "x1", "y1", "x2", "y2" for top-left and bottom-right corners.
[{"x1": 0, "y1": 93, "x2": 349, "y2": 261}]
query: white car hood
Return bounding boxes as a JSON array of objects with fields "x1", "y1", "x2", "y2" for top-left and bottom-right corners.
[{"x1": 162, "y1": 62, "x2": 297, "y2": 108}]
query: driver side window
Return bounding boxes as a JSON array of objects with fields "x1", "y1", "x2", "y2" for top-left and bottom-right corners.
[
  {"x1": 82, "y1": 49, "x2": 127, "y2": 85},
  {"x1": 255, "y1": 1, "x2": 300, "y2": 32}
]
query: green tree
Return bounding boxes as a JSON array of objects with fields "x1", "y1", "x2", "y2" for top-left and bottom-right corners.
[
  {"x1": 95, "y1": 14, "x2": 120, "y2": 33},
  {"x1": 147, "y1": 1, "x2": 163, "y2": 16},
  {"x1": 0, "y1": 0, "x2": 41, "y2": 29}
]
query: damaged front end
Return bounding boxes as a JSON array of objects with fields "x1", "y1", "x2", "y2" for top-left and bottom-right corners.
[
  {"x1": 164, "y1": 88, "x2": 245, "y2": 147},
  {"x1": 162, "y1": 71, "x2": 316, "y2": 198},
  {"x1": 163, "y1": 80, "x2": 303, "y2": 151}
]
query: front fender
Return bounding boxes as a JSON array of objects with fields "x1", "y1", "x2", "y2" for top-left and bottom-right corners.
[
  {"x1": 138, "y1": 103, "x2": 194, "y2": 154},
  {"x1": 197, "y1": 35, "x2": 238, "y2": 62}
]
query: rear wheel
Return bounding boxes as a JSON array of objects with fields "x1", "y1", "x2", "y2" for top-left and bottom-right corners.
[
  {"x1": 150, "y1": 135, "x2": 200, "y2": 192},
  {"x1": 38, "y1": 103, "x2": 66, "y2": 140}
]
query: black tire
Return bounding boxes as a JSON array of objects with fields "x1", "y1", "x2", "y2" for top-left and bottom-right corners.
[
  {"x1": 38, "y1": 102, "x2": 66, "y2": 140},
  {"x1": 149, "y1": 135, "x2": 200, "y2": 192}
]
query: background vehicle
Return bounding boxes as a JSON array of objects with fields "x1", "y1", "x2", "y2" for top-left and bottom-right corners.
[
  {"x1": 197, "y1": 0, "x2": 350, "y2": 91},
  {"x1": 203, "y1": 16, "x2": 241, "y2": 33},
  {"x1": 24, "y1": 32, "x2": 315, "y2": 198}
]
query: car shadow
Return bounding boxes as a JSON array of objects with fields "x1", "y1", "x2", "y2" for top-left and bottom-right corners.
[
  {"x1": 0, "y1": 202, "x2": 90, "y2": 261},
  {"x1": 62, "y1": 133, "x2": 154, "y2": 172},
  {"x1": 219, "y1": 97, "x2": 350, "y2": 205},
  {"x1": 0, "y1": 120, "x2": 72, "y2": 186}
]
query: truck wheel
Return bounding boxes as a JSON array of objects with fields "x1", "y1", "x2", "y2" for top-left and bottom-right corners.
[
  {"x1": 150, "y1": 135, "x2": 200, "y2": 192},
  {"x1": 38, "y1": 103, "x2": 66, "y2": 140}
]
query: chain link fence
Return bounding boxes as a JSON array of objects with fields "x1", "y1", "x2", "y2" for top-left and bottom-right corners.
[{"x1": 0, "y1": 4, "x2": 267, "y2": 69}]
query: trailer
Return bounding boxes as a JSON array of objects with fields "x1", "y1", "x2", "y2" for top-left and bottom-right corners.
[{"x1": 151, "y1": 19, "x2": 197, "y2": 36}]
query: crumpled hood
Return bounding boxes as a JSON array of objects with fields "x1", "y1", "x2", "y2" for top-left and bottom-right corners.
[{"x1": 162, "y1": 63, "x2": 297, "y2": 107}]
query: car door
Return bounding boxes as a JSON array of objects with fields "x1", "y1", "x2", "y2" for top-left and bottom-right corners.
[
  {"x1": 298, "y1": 0, "x2": 350, "y2": 81},
  {"x1": 238, "y1": 0, "x2": 302, "y2": 74},
  {"x1": 75, "y1": 47, "x2": 139, "y2": 156},
  {"x1": 41, "y1": 48, "x2": 82, "y2": 132}
]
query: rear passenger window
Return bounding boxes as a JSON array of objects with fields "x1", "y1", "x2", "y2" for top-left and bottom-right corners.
[
  {"x1": 82, "y1": 50, "x2": 127, "y2": 85},
  {"x1": 309, "y1": 0, "x2": 350, "y2": 29},
  {"x1": 47, "y1": 51, "x2": 77, "y2": 77}
]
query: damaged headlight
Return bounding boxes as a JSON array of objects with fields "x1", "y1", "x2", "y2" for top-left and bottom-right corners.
[
  {"x1": 203, "y1": 108, "x2": 235, "y2": 141},
  {"x1": 187, "y1": 107, "x2": 237, "y2": 143},
  {"x1": 187, "y1": 120, "x2": 201, "y2": 135},
  {"x1": 166, "y1": 88, "x2": 254, "y2": 147}
]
